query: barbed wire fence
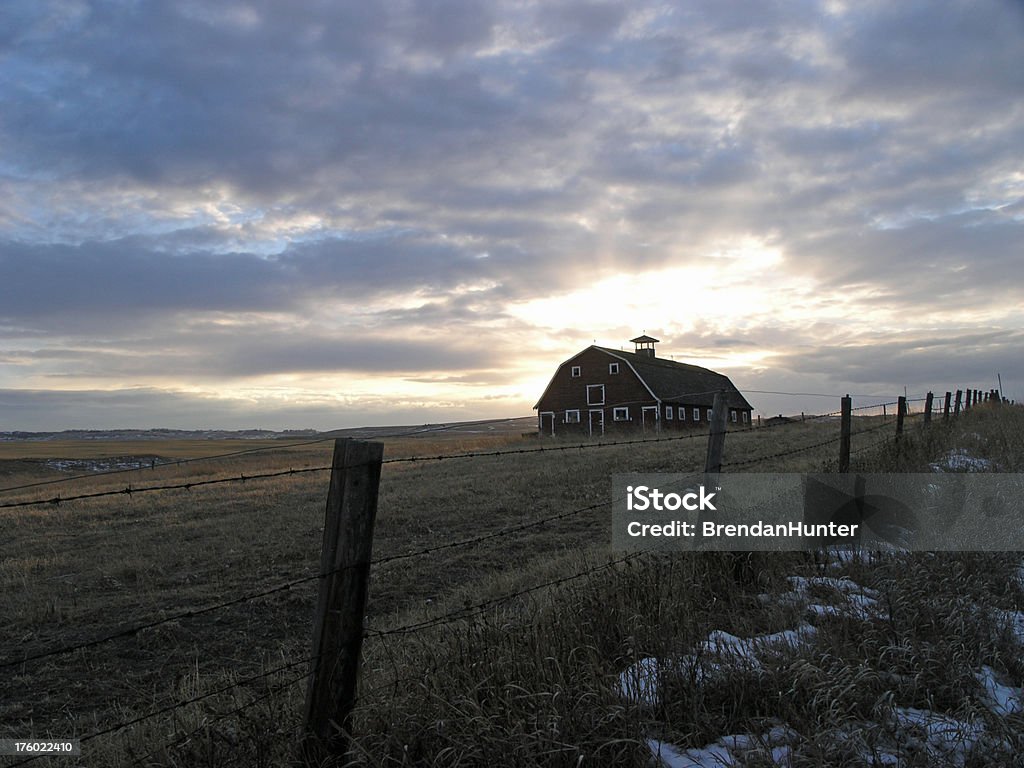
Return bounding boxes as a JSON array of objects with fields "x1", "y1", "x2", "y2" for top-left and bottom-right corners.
[{"x1": 0, "y1": 386, "x2": 1007, "y2": 765}]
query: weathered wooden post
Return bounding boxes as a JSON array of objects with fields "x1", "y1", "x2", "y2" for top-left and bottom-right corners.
[
  {"x1": 302, "y1": 438, "x2": 384, "y2": 766},
  {"x1": 924, "y1": 392, "x2": 934, "y2": 424},
  {"x1": 839, "y1": 394, "x2": 852, "y2": 473},
  {"x1": 705, "y1": 391, "x2": 728, "y2": 474},
  {"x1": 896, "y1": 396, "x2": 906, "y2": 438},
  {"x1": 943, "y1": 392, "x2": 951, "y2": 421},
  {"x1": 954, "y1": 390, "x2": 962, "y2": 417}
]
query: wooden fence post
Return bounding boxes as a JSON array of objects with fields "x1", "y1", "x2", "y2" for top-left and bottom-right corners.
[
  {"x1": 839, "y1": 394, "x2": 852, "y2": 473},
  {"x1": 924, "y1": 392, "x2": 934, "y2": 424},
  {"x1": 954, "y1": 389, "x2": 962, "y2": 417},
  {"x1": 302, "y1": 438, "x2": 384, "y2": 766},
  {"x1": 896, "y1": 396, "x2": 906, "y2": 438},
  {"x1": 943, "y1": 391, "x2": 951, "y2": 421},
  {"x1": 705, "y1": 391, "x2": 728, "y2": 474}
]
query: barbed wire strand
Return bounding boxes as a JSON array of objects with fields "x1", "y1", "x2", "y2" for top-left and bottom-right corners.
[
  {"x1": 7, "y1": 658, "x2": 315, "y2": 766},
  {"x1": 0, "y1": 413, "x2": 847, "y2": 511},
  {"x1": 126, "y1": 668, "x2": 312, "y2": 768},
  {"x1": 721, "y1": 434, "x2": 843, "y2": 469},
  {"x1": 0, "y1": 488, "x2": 633, "y2": 670},
  {"x1": 365, "y1": 552, "x2": 648, "y2": 639},
  {"x1": 0, "y1": 386, "x2": 973, "y2": 499},
  {"x1": 0, "y1": 417, "x2": 530, "y2": 496}
]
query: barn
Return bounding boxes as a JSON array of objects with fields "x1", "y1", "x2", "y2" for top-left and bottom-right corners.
[{"x1": 533, "y1": 335, "x2": 754, "y2": 437}]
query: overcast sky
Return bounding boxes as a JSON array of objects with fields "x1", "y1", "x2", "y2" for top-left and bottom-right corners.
[{"x1": 2, "y1": 0, "x2": 1022, "y2": 431}]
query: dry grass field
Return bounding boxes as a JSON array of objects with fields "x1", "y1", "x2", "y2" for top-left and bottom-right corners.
[{"x1": 2, "y1": 407, "x2": 1023, "y2": 766}]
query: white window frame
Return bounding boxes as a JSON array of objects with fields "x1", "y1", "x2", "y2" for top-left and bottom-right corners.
[
  {"x1": 613, "y1": 406, "x2": 629, "y2": 421},
  {"x1": 571, "y1": 365, "x2": 581, "y2": 378},
  {"x1": 731, "y1": 410, "x2": 738, "y2": 423},
  {"x1": 693, "y1": 407, "x2": 700, "y2": 422},
  {"x1": 665, "y1": 406, "x2": 674, "y2": 420},
  {"x1": 707, "y1": 409, "x2": 713, "y2": 422},
  {"x1": 587, "y1": 384, "x2": 605, "y2": 406},
  {"x1": 743, "y1": 412, "x2": 749, "y2": 424},
  {"x1": 679, "y1": 407, "x2": 686, "y2": 421},
  {"x1": 609, "y1": 362, "x2": 619, "y2": 375},
  {"x1": 565, "y1": 409, "x2": 580, "y2": 424}
]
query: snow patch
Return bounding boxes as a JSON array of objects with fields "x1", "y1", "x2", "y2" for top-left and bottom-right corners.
[
  {"x1": 647, "y1": 726, "x2": 796, "y2": 767},
  {"x1": 930, "y1": 448, "x2": 993, "y2": 473},
  {"x1": 891, "y1": 707, "x2": 985, "y2": 766},
  {"x1": 976, "y1": 666, "x2": 1023, "y2": 716},
  {"x1": 768, "y1": 575, "x2": 883, "y2": 621},
  {"x1": 618, "y1": 626, "x2": 816, "y2": 705}
]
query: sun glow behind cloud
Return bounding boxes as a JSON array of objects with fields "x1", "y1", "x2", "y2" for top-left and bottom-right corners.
[{"x1": 508, "y1": 240, "x2": 795, "y2": 341}]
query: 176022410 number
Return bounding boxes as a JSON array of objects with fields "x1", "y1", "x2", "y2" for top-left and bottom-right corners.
[{"x1": 0, "y1": 739, "x2": 82, "y2": 756}]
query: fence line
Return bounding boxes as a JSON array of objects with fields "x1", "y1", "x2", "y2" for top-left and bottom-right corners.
[
  {"x1": 0, "y1": 416, "x2": 532, "y2": 497},
  {"x1": 1, "y1": 493, "x2": 624, "y2": 670},
  {"x1": 0, "y1": 411, "x2": 845, "y2": 512},
  {"x1": 0, "y1": 464, "x2": 334, "y2": 511},
  {"x1": 0, "y1": 405, "x2": 934, "y2": 669},
  {"x1": 6, "y1": 386, "x2": 1001, "y2": 764}
]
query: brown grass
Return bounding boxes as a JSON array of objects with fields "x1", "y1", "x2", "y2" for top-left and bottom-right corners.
[{"x1": 1, "y1": 406, "x2": 1021, "y2": 766}]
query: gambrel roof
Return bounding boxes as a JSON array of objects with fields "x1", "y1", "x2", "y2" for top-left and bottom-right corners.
[
  {"x1": 596, "y1": 347, "x2": 753, "y2": 410},
  {"x1": 533, "y1": 345, "x2": 753, "y2": 411}
]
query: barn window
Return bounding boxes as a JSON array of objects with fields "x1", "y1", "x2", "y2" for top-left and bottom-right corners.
[
  {"x1": 613, "y1": 407, "x2": 629, "y2": 421},
  {"x1": 679, "y1": 407, "x2": 685, "y2": 421},
  {"x1": 693, "y1": 407, "x2": 700, "y2": 422},
  {"x1": 587, "y1": 384, "x2": 605, "y2": 405},
  {"x1": 707, "y1": 409, "x2": 713, "y2": 422},
  {"x1": 743, "y1": 412, "x2": 749, "y2": 424},
  {"x1": 571, "y1": 366, "x2": 581, "y2": 378},
  {"x1": 665, "y1": 406, "x2": 674, "y2": 420},
  {"x1": 565, "y1": 410, "x2": 580, "y2": 424},
  {"x1": 609, "y1": 363, "x2": 619, "y2": 374},
  {"x1": 731, "y1": 410, "x2": 738, "y2": 423}
]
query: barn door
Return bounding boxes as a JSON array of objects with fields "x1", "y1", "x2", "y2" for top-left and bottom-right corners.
[
  {"x1": 641, "y1": 406, "x2": 659, "y2": 433},
  {"x1": 588, "y1": 409, "x2": 604, "y2": 437},
  {"x1": 540, "y1": 412, "x2": 555, "y2": 436}
]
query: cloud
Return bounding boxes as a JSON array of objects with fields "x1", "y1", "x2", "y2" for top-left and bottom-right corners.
[{"x1": 1, "y1": 0, "x2": 1022, "y2": 426}]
